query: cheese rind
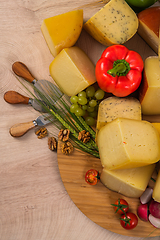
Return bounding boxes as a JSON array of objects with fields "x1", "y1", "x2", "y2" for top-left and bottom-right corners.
[
  {"x1": 101, "y1": 164, "x2": 155, "y2": 198},
  {"x1": 139, "y1": 56, "x2": 160, "y2": 115},
  {"x1": 152, "y1": 170, "x2": 160, "y2": 203},
  {"x1": 96, "y1": 97, "x2": 141, "y2": 139},
  {"x1": 41, "y1": 10, "x2": 83, "y2": 57},
  {"x1": 138, "y1": 7, "x2": 160, "y2": 54},
  {"x1": 83, "y1": 0, "x2": 138, "y2": 46},
  {"x1": 49, "y1": 46, "x2": 96, "y2": 96},
  {"x1": 97, "y1": 118, "x2": 160, "y2": 170}
]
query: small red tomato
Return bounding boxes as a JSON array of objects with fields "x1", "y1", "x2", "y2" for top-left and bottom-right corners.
[
  {"x1": 85, "y1": 169, "x2": 100, "y2": 185},
  {"x1": 120, "y1": 212, "x2": 138, "y2": 230},
  {"x1": 112, "y1": 199, "x2": 129, "y2": 215}
]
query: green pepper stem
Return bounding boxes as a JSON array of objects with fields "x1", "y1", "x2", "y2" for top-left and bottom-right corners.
[
  {"x1": 107, "y1": 63, "x2": 126, "y2": 77},
  {"x1": 107, "y1": 59, "x2": 130, "y2": 77}
]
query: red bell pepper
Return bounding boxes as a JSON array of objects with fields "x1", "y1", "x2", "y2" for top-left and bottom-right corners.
[{"x1": 95, "y1": 45, "x2": 144, "y2": 97}]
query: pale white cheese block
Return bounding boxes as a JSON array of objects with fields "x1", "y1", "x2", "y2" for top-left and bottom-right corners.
[
  {"x1": 83, "y1": 0, "x2": 138, "y2": 46},
  {"x1": 97, "y1": 118, "x2": 160, "y2": 170},
  {"x1": 101, "y1": 164, "x2": 155, "y2": 198},
  {"x1": 139, "y1": 56, "x2": 160, "y2": 115}
]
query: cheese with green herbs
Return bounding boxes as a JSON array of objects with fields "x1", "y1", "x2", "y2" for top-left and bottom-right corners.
[
  {"x1": 97, "y1": 118, "x2": 160, "y2": 170},
  {"x1": 49, "y1": 46, "x2": 96, "y2": 96},
  {"x1": 100, "y1": 164, "x2": 155, "y2": 198},
  {"x1": 96, "y1": 97, "x2": 141, "y2": 139},
  {"x1": 83, "y1": 0, "x2": 138, "y2": 46},
  {"x1": 152, "y1": 170, "x2": 160, "y2": 203}
]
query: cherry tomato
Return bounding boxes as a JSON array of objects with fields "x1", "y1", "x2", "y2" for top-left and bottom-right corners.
[
  {"x1": 120, "y1": 212, "x2": 138, "y2": 230},
  {"x1": 112, "y1": 199, "x2": 129, "y2": 215},
  {"x1": 85, "y1": 169, "x2": 100, "y2": 185}
]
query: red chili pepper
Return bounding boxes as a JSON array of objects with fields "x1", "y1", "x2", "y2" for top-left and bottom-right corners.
[
  {"x1": 95, "y1": 45, "x2": 144, "y2": 97},
  {"x1": 85, "y1": 169, "x2": 100, "y2": 185}
]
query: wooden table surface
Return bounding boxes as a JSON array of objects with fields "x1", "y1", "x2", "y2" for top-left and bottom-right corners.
[{"x1": 1, "y1": 0, "x2": 160, "y2": 239}]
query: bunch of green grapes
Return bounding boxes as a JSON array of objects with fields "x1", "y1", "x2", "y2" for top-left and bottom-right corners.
[{"x1": 70, "y1": 86, "x2": 105, "y2": 126}]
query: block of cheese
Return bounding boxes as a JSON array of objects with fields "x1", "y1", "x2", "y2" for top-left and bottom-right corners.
[
  {"x1": 83, "y1": 0, "x2": 138, "y2": 46},
  {"x1": 153, "y1": 170, "x2": 160, "y2": 203},
  {"x1": 96, "y1": 97, "x2": 141, "y2": 139},
  {"x1": 101, "y1": 164, "x2": 155, "y2": 198},
  {"x1": 139, "y1": 56, "x2": 160, "y2": 115},
  {"x1": 49, "y1": 46, "x2": 96, "y2": 96},
  {"x1": 152, "y1": 123, "x2": 160, "y2": 136},
  {"x1": 97, "y1": 118, "x2": 160, "y2": 170},
  {"x1": 138, "y1": 7, "x2": 160, "y2": 54},
  {"x1": 41, "y1": 10, "x2": 83, "y2": 57}
]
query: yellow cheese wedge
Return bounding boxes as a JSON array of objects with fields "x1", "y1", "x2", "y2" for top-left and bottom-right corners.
[
  {"x1": 152, "y1": 170, "x2": 160, "y2": 203},
  {"x1": 101, "y1": 164, "x2": 155, "y2": 198},
  {"x1": 49, "y1": 46, "x2": 96, "y2": 96},
  {"x1": 41, "y1": 10, "x2": 83, "y2": 57},
  {"x1": 97, "y1": 118, "x2": 160, "y2": 170},
  {"x1": 96, "y1": 97, "x2": 141, "y2": 140},
  {"x1": 83, "y1": 0, "x2": 138, "y2": 46},
  {"x1": 139, "y1": 56, "x2": 160, "y2": 115},
  {"x1": 152, "y1": 123, "x2": 160, "y2": 135}
]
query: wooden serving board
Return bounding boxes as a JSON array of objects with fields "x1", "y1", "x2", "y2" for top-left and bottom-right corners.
[{"x1": 57, "y1": 141, "x2": 160, "y2": 238}]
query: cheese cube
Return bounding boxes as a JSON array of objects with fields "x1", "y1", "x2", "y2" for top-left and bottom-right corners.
[
  {"x1": 49, "y1": 46, "x2": 96, "y2": 96},
  {"x1": 96, "y1": 97, "x2": 141, "y2": 139},
  {"x1": 41, "y1": 10, "x2": 83, "y2": 57},
  {"x1": 139, "y1": 56, "x2": 160, "y2": 115},
  {"x1": 138, "y1": 7, "x2": 160, "y2": 54},
  {"x1": 153, "y1": 170, "x2": 160, "y2": 203},
  {"x1": 101, "y1": 164, "x2": 155, "y2": 198},
  {"x1": 83, "y1": 0, "x2": 138, "y2": 46},
  {"x1": 97, "y1": 118, "x2": 160, "y2": 170}
]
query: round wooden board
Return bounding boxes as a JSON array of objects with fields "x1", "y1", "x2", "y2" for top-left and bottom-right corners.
[{"x1": 57, "y1": 142, "x2": 160, "y2": 238}]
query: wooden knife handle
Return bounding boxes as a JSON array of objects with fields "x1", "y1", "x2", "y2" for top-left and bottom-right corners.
[
  {"x1": 12, "y1": 62, "x2": 35, "y2": 83},
  {"x1": 4, "y1": 91, "x2": 30, "y2": 104},
  {"x1": 9, "y1": 121, "x2": 35, "y2": 137}
]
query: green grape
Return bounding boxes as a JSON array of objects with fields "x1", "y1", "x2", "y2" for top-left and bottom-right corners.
[
  {"x1": 86, "y1": 86, "x2": 95, "y2": 97},
  {"x1": 70, "y1": 95, "x2": 78, "y2": 103},
  {"x1": 89, "y1": 111, "x2": 97, "y2": 118},
  {"x1": 78, "y1": 91, "x2": 86, "y2": 98},
  {"x1": 78, "y1": 96, "x2": 88, "y2": 105},
  {"x1": 89, "y1": 99, "x2": 97, "y2": 108},
  {"x1": 87, "y1": 106, "x2": 94, "y2": 113},
  {"x1": 95, "y1": 89, "x2": 105, "y2": 100},
  {"x1": 82, "y1": 105, "x2": 87, "y2": 111},
  {"x1": 70, "y1": 103, "x2": 79, "y2": 113},
  {"x1": 85, "y1": 116, "x2": 95, "y2": 126},
  {"x1": 75, "y1": 107, "x2": 85, "y2": 117}
]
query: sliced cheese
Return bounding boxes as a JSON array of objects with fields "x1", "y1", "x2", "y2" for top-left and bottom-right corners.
[
  {"x1": 101, "y1": 164, "x2": 155, "y2": 198},
  {"x1": 83, "y1": 0, "x2": 138, "y2": 46},
  {"x1": 49, "y1": 46, "x2": 96, "y2": 96},
  {"x1": 96, "y1": 97, "x2": 141, "y2": 140},
  {"x1": 41, "y1": 10, "x2": 83, "y2": 57},
  {"x1": 97, "y1": 118, "x2": 160, "y2": 170},
  {"x1": 152, "y1": 170, "x2": 160, "y2": 203},
  {"x1": 138, "y1": 7, "x2": 160, "y2": 54},
  {"x1": 139, "y1": 56, "x2": 160, "y2": 115}
]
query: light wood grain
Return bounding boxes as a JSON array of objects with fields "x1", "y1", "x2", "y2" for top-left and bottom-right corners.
[{"x1": 1, "y1": 0, "x2": 160, "y2": 240}]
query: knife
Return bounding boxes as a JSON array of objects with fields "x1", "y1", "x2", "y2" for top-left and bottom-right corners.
[
  {"x1": 12, "y1": 61, "x2": 63, "y2": 101},
  {"x1": 9, "y1": 114, "x2": 52, "y2": 137},
  {"x1": 4, "y1": 91, "x2": 47, "y2": 113}
]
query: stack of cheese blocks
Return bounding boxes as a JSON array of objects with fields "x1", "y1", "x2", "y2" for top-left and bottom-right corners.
[{"x1": 96, "y1": 96, "x2": 160, "y2": 199}]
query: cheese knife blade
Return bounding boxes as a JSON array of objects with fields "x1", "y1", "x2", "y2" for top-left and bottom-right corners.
[{"x1": 9, "y1": 114, "x2": 53, "y2": 137}]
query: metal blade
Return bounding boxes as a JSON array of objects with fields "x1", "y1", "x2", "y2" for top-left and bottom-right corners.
[
  {"x1": 35, "y1": 114, "x2": 53, "y2": 126},
  {"x1": 29, "y1": 98, "x2": 48, "y2": 113},
  {"x1": 33, "y1": 80, "x2": 63, "y2": 102}
]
